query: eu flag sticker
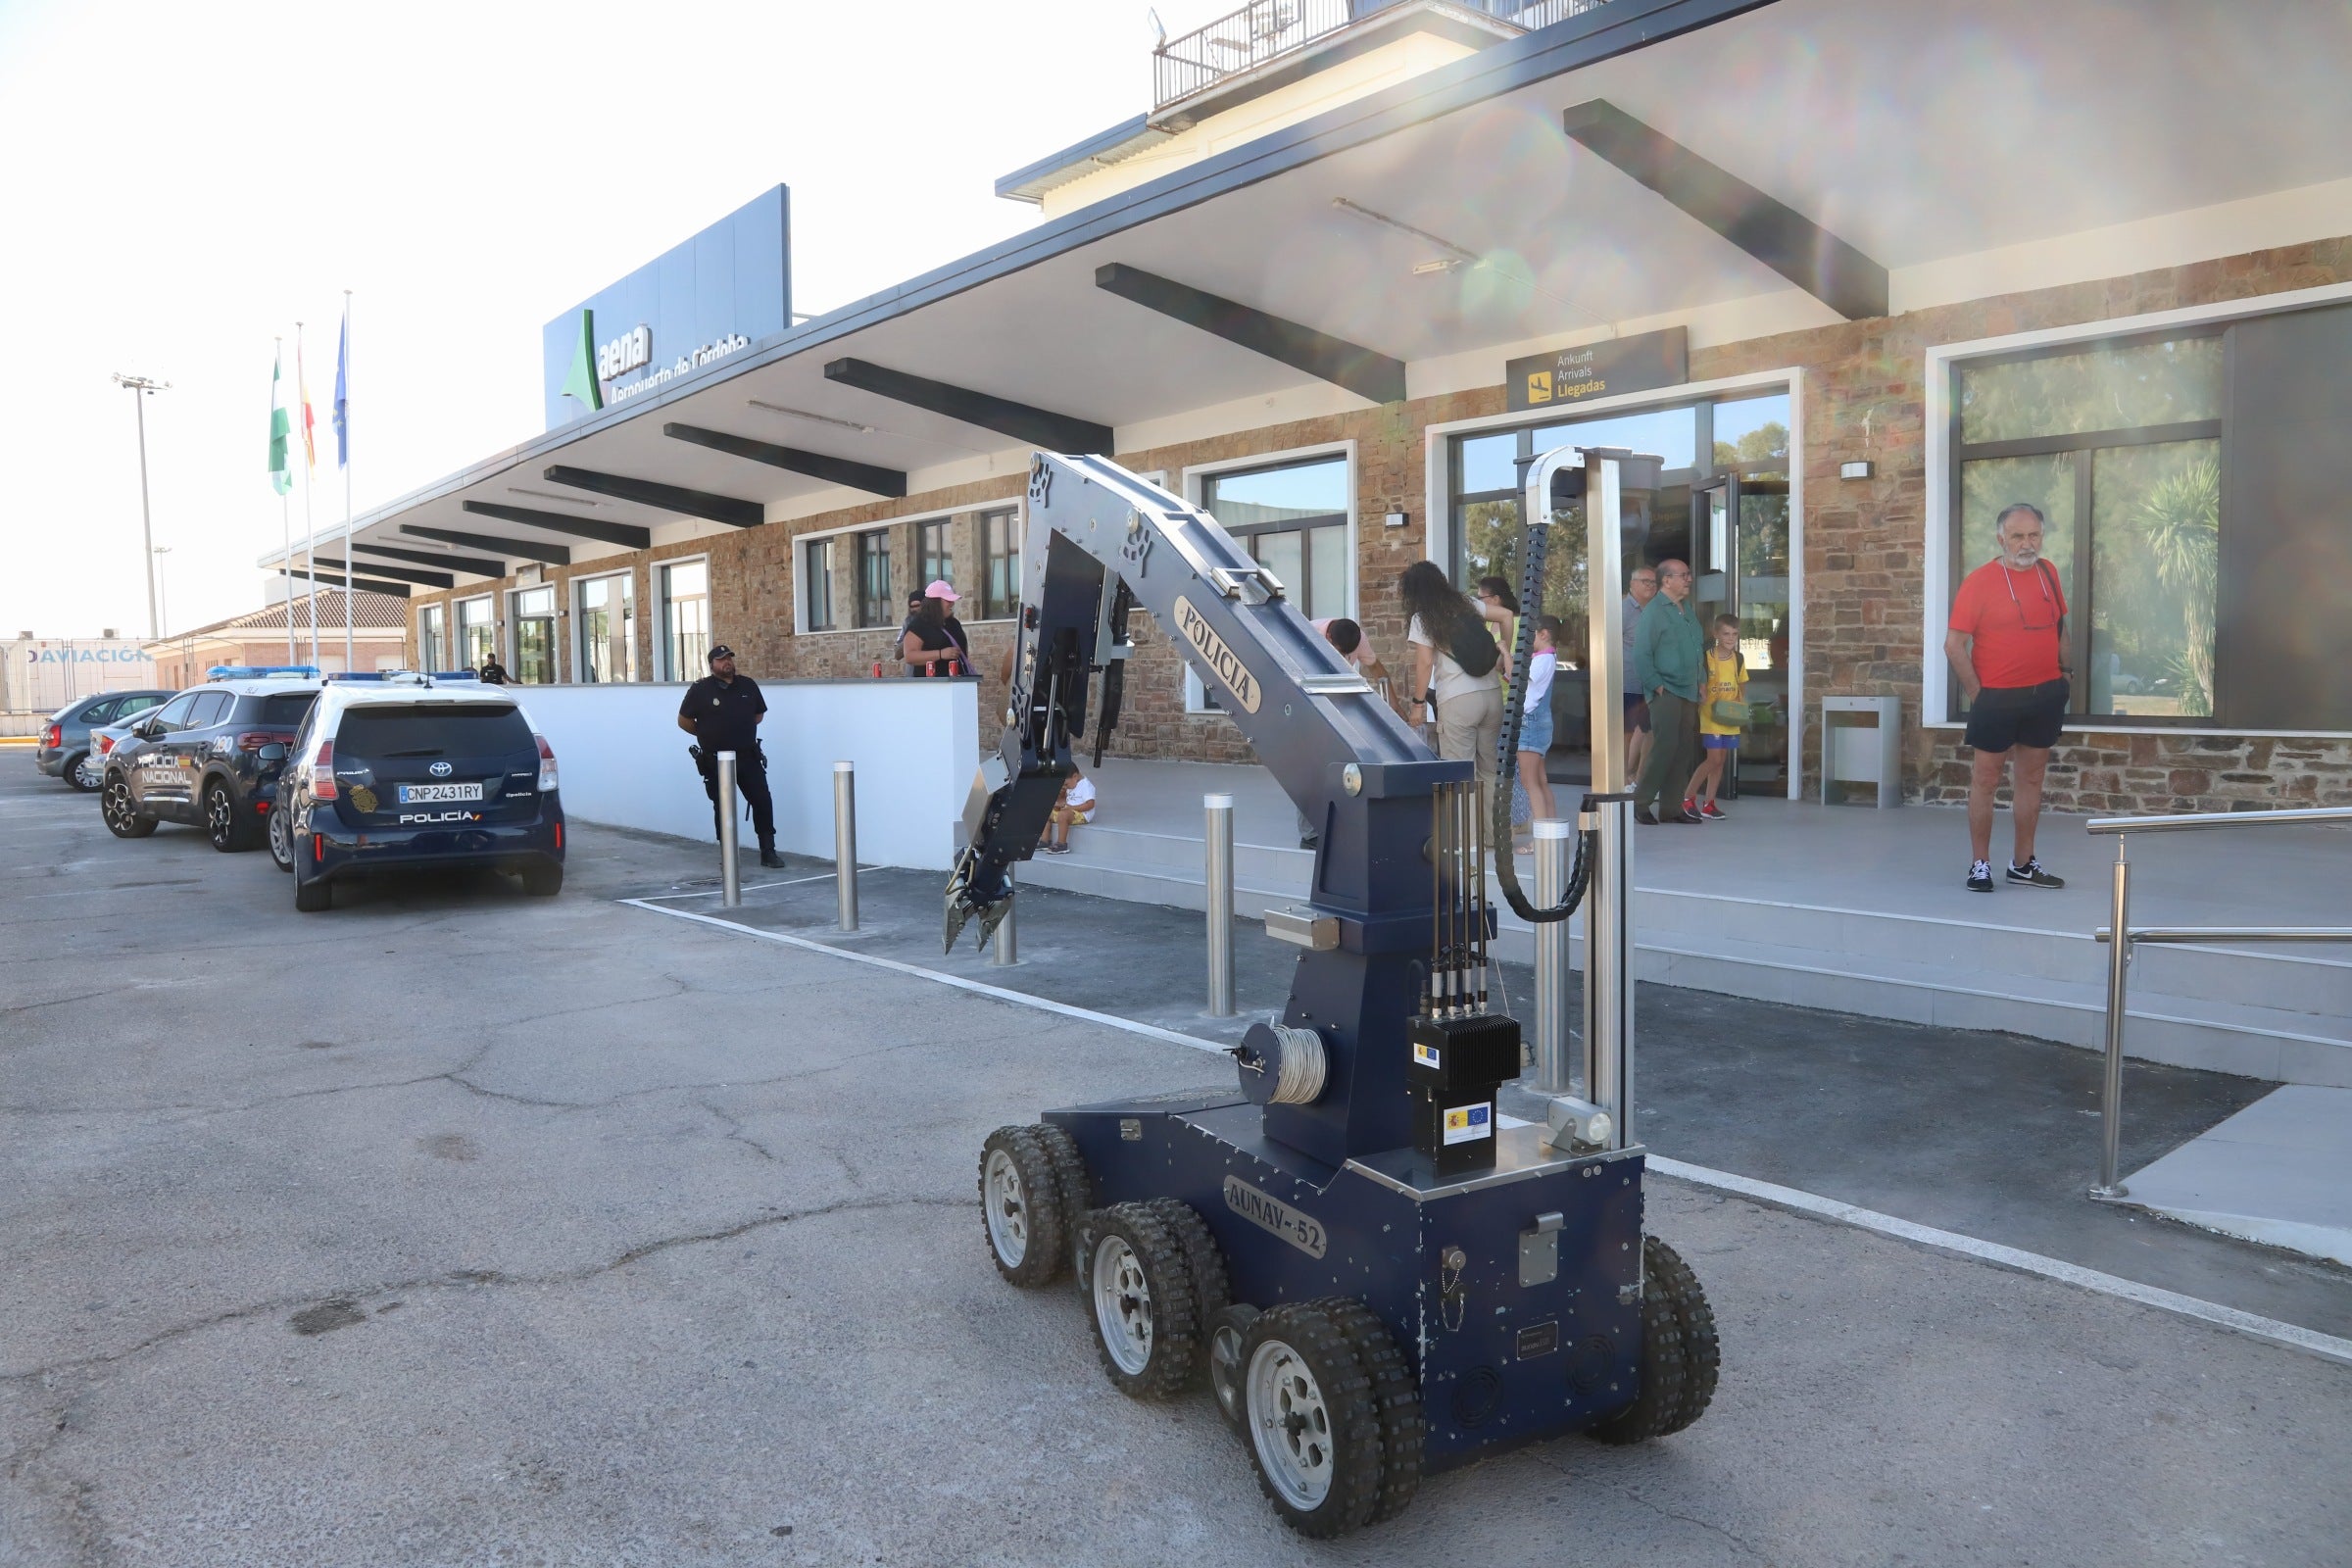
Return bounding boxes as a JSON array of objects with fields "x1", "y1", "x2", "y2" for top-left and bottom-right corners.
[{"x1": 1443, "y1": 1102, "x2": 1493, "y2": 1146}]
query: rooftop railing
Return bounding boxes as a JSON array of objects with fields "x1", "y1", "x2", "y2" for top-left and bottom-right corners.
[{"x1": 1152, "y1": 0, "x2": 1614, "y2": 113}]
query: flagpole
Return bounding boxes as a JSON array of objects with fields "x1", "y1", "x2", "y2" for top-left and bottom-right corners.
[
  {"x1": 299, "y1": 320, "x2": 318, "y2": 667},
  {"x1": 277, "y1": 334, "x2": 294, "y2": 664},
  {"x1": 341, "y1": 291, "x2": 354, "y2": 675}
]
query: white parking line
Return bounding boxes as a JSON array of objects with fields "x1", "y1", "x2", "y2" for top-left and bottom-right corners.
[
  {"x1": 633, "y1": 871, "x2": 854, "y2": 903},
  {"x1": 624, "y1": 896, "x2": 2352, "y2": 1369}
]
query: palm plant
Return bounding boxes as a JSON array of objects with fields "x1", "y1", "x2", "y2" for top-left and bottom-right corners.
[{"x1": 2132, "y1": 455, "x2": 2220, "y2": 716}]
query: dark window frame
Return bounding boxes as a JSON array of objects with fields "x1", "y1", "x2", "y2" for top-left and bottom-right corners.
[
  {"x1": 803, "y1": 537, "x2": 837, "y2": 632},
  {"x1": 916, "y1": 518, "x2": 951, "y2": 593},
  {"x1": 854, "y1": 528, "x2": 894, "y2": 630},
  {"x1": 1945, "y1": 323, "x2": 2226, "y2": 727},
  {"x1": 979, "y1": 509, "x2": 1023, "y2": 620}
]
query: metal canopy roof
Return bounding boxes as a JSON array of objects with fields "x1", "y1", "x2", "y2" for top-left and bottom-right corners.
[{"x1": 269, "y1": 0, "x2": 2352, "y2": 579}]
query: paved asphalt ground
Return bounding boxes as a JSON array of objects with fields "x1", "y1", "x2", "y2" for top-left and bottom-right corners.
[{"x1": 5, "y1": 761, "x2": 2350, "y2": 1566}]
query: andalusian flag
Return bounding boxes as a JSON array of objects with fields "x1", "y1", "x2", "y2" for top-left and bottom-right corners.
[
  {"x1": 296, "y1": 327, "x2": 318, "y2": 469},
  {"x1": 268, "y1": 344, "x2": 292, "y2": 496}
]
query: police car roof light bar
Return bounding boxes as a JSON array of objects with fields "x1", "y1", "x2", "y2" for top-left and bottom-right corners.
[{"x1": 207, "y1": 664, "x2": 320, "y2": 680}]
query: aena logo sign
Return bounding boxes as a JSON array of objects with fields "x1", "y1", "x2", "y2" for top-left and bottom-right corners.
[{"x1": 597, "y1": 324, "x2": 652, "y2": 383}]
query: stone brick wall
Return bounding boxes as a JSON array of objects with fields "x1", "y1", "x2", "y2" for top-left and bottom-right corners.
[
  {"x1": 400, "y1": 234, "x2": 2352, "y2": 802},
  {"x1": 1922, "y1": 732, "x2": 2352, "y2": 813}
]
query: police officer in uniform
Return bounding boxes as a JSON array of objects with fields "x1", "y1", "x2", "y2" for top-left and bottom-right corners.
[{"x1": 677, "y1": 645, "x2": 783, "y2": 868}]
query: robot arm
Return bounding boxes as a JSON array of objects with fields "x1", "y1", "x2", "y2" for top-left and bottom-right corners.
[{"x1": 944, "y1": 452, "x2": 1435, "y2": 952}]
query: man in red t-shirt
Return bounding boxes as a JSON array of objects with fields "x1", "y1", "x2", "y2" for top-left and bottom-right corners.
[{"x1": 1944, "y1": 502, "x2": 2072, "y2": 893}]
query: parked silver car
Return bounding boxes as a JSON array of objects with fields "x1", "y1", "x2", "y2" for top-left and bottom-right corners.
[
  {"x1": 34, "y1": 689, "x2": 174, "y2": 791},
  {"x1": 81, "y1": 702, "x2": 170, "y2": 792}
]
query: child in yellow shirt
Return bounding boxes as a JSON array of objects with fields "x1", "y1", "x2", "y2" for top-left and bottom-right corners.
[{"x1": 1685, "y1": 615, "x2": 1747, "y2": 821}]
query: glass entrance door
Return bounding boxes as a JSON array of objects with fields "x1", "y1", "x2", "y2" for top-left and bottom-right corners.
[{"x1": 1690, "y1": 475, "x2": 1791, "y2": 794}]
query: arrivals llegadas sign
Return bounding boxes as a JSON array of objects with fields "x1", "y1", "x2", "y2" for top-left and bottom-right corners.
[{"x1": 1505, "y1": 327, "x2": 1688, "y2": 413}]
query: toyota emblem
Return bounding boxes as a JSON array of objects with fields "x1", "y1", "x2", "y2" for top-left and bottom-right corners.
[{"x1": 429, "y1": 760, "x2": 455, "y2": 778}]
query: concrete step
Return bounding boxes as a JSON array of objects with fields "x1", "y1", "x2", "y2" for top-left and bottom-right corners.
[{"x1": 1025, "y1": 824, "x2": 2352, "y2": 1087}]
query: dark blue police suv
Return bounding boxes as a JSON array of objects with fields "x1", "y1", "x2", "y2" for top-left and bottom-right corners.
[
  {"x1": 276, "y1": 674, "x2": 564, "y2": 912},
  {"x1": 99, "y1": 669, "x2": 320, "y2": 851}
]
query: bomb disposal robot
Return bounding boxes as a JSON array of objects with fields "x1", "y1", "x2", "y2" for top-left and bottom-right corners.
[{"x1": 953, "y1": 447, "x2": 1714, "y2": 1537}]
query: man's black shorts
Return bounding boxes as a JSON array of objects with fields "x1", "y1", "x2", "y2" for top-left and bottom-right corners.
[{"x1": 1965, "y1": 678, "x2": 2068, "y2": 753}]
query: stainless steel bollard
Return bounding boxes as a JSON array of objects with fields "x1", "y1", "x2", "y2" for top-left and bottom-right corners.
[
  {"x1": 1205, "y1": 793, "x2": 1235, "y2": 1016},
  {"x1": 1531, "y1": 817, "x2": 1575, "y2": 1094},
  {"x1": 832, "y1": 760, "x2": 858, "y2": 932},
  {"x1": 1582, "y1": 797, "x2": 1636, "y2": 1148},
  {"x1": 2094, "y1": 840, "x2": 2132, "y2": 1198},
  {"x1": 716, "y1": 751, "x2": 742, "y2": 908},
  {"x1": 991, "y1": 866, "x2": 1018, "y2": 966}
]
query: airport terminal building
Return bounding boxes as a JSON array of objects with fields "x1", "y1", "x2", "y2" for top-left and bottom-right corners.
[{"x1": 270, "y1": 0, "x2": 2352, "y2": 812}]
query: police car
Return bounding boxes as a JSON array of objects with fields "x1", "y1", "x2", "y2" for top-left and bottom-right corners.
[
  {"x1": 276, "y1": 673, "x2": 564, "y2": 912},
  {"x1": 99, "y1": 667, "x2": 321, "y2": 852}
]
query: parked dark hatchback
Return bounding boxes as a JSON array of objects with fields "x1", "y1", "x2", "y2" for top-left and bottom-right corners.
[
  {"x1": 278, "y1": 680, "x2": 564, "y2": 912},
  {"x1": 35, "y1": 689, "x2": 174, "y2": 791},
  {"x1": 99, "y1": 677, "x2": 321, "y2": 851}
]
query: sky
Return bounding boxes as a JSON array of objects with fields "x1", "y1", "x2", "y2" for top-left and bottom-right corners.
[{"x1": 0, "y1": 0, "x2": 1237, "y2": 644}]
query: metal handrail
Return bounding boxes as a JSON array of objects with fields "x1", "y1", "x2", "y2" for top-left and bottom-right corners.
[
  {"x1": 2089, "y1": 804, "x2": 2352, "y2": 835},
  {"x1": 2087, "y1": 805, "x2": 2352, "y2": 1200},
  {"x1": 2098, "y1": 926, "x2": 2352, "y2": 945}
]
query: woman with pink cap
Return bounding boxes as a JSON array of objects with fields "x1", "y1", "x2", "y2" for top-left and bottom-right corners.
[{"x1": 901, "y1": 579, "x2": 971, "y2": 677}]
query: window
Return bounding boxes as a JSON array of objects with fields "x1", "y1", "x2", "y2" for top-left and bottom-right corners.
[
  {"x1": 256, "y1": 693, "x2": 318, "y2": 726},
  {"x1": 512, "y1": 586, "x2": 558, "y2": 684},
  {"x1": 979, "y1": 509, "x2": 1023, "y2": 619},
  {"x1": 185, "y1": 691, "x2": 232, "y2": 729},
  {"x1": 1201, "y1": 455, "x2": 1350, "y2": 620},
  {"x1": 917, "y1": 518, "x2": 952, "y2": 593},
  {"x1": 576, "y1": 574, "x2": 636, "y2": 683},
  {"x1": 1951, "y1": 331, "x2": 2223, "y2": 720},
  {"x1": 417, "y1": 603, "x2": 447, "y2": 671},
  {"x1": 660, "y1": 560, "x2": 710, "y2": 678},
  {"x1": 146, "y1": 693, "x2": 198, "y2": 732},
  {"x1": 457, "y1": 597, "x2": 496, "y2": 672},
  {"x1": 854, "y1": 528, "x2": 893, "y2": 629},
  {"x1": 1445, "y1": 392, "x2": 1796, "y2": 788},
  {"x1": 804, "y1": 537, "x2": 837, "y2": 632}
]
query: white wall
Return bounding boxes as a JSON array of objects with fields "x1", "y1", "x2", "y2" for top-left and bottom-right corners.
[{"x1": 512, "y1": 679, "x2": 981, "y2": 871}]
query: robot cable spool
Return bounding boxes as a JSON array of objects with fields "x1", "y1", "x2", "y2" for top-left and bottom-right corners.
[{"x1": 1489, "y1": 495, "x2": 1597, "y2": 925}]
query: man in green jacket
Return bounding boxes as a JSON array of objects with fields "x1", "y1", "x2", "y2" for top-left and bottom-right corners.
[{"x1": 1633, "y1": 559, "x2": 1704, "y2": 824}]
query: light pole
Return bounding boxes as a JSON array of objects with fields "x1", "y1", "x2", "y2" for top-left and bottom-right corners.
[
  {"x1": 112, "y1": 373, "x2": 172, "y2": 641},
  {"x1": 152, "y1": 546, "x2": 172, "y2": 638}
]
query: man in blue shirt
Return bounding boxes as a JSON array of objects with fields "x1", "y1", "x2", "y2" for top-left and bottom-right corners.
[{"x1": 1633, "y1": 559, "x2": 1704, "y2": 824}]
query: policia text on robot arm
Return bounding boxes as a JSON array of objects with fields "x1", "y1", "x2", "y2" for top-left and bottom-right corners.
[{"x1": 677, "y1": 645, "x2": 785, "y2": 869}]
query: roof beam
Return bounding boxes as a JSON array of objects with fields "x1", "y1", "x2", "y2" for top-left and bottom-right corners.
[
  {"x1": 1094, "y1": 263, "x2": 1405, "y2": 403},
  {"x1": 662, "y1": 422, "x2": 908, "y2": 499},
  {"x1": 289, "y1": 572, "x2": 411, "y2": 600},
  {"x1": 305, "y1": 556, "x2": 453, "y2": 590},
  {"x1": 1560, "y1": 99, "x2": 1886, "y2": 320},
  {"x1": 542, "y1": 466, "x2": 764, "y2": 529},
  {"x1": 353, "y1": 543, "x2": 508, "y2": 577},
  {"x1": 404, "y1": 524, "x2": 570, "y2": 565},
  {"x1": 823, "y1": 357, "x2": 1111, "y2": 454},
  {"x1": 459, "y1": 501, "x2": 651, "y2": 550}
]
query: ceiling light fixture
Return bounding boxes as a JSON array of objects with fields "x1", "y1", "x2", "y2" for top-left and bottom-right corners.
[
  {"x1": 1331, "y1": 197, "x2": 1479, "y2": 264},
  {"x1": 749, "y1": 399, "x2": 874, "y2": 434},
  {"x1": 508, "y1": 486, "x2": 596, "y2": 507},
  {"x1": 1332, "y1": 195, "x2": 1603, "y2": 325}
]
